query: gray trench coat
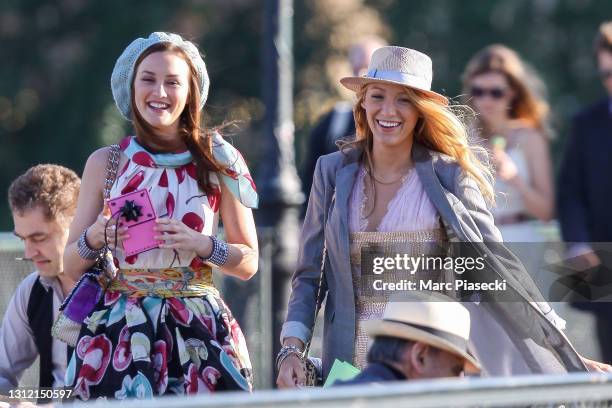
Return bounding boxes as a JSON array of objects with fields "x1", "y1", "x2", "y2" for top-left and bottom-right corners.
[{"x1": 281, "y1": 143, "x2": 586, "y2": 378}]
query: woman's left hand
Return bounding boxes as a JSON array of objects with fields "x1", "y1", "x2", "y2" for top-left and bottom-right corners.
[
  {"x1": 154, "y1": 218, "x2": 212, "y2": 256},
  {"x1": 581, "y1": 355, "x2": 612, "y2": 372}
]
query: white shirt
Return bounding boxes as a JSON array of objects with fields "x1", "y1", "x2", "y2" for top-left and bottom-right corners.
[{"x1": 0, "y1": 271, "x2": 67, "y2": 392}]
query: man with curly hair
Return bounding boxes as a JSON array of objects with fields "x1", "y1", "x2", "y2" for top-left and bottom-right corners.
[{"x1": 0, "y1": 164, "x2": 80, "y2": 395}]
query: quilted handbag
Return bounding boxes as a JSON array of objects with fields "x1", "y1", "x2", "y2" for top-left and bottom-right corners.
[{"x1": 51, "y1": 144, "x2": 120, "y2": 346}]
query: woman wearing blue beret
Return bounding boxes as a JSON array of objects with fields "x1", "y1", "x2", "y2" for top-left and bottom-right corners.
[{"x1": 61, "y1": 32, "x2": 258, "y2": 399}]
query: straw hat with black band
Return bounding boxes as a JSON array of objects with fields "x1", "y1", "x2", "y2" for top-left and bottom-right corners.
[{"x1": 363, "y1": 292, "x2": 480, "y2": 373}]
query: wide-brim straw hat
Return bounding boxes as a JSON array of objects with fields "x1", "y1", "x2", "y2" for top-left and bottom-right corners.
[
  {"x1": 111, "y1": 32, "x2": 209, "y2": 120},
  {"x1": 340, "y1": 46, "x2": 448, "y2": 105},
  {"x1": 363, "y1": 292, "x2": 480, "y2": 373}
]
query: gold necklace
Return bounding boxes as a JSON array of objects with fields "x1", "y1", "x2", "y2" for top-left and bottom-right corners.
[{"x1": 366, "y1": 168, "x2": 408, "y2": 185}]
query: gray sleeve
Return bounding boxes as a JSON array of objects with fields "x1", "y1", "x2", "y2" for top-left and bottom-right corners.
[
  {"x1": 453, "y1": 166, "x2": 502, "y2": 242},
  {"x1": 281, "y1": 156, "x2": 328, "y2": 345},
  {"x1": 453, "y1": 169, "x2": 565, "y2": 329},
  {"x1": 453, "y1": 167, "x2": 534, "y2": 294},
  {"x1": 0, "y1": 274, "x2": 39, "y2": 392}
]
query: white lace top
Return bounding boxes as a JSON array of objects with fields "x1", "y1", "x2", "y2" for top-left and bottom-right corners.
[{"x1": 348, "y1": 164, "x2": 440, "y2": 233}]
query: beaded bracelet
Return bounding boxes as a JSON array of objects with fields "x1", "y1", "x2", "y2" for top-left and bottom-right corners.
[
  {"x1": 199, "y1": 235, "x2": 229, "y2": 266},
  {"x1": 77, "y1": 228, "x2": 104, "y2": 260}
]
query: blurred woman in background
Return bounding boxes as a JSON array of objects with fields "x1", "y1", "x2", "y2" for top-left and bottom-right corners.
[{"x1": 462, "y1": 45, "x2": 555, "y2": 243}]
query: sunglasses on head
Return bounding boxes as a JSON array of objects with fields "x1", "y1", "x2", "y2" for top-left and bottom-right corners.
[
  {"x1": 470, "y1": 86, "x2": 507, "y2": 99},
  {"x1": 600, "y1": 70, "x2": 612, "y2": 80}
]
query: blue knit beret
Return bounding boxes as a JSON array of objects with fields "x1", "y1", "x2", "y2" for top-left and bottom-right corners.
[{"x1": 111, "y1": 32, "x2": 210, "y2": 120}]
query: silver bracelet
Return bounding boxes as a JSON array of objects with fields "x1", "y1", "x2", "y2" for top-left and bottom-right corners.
[
  {"x1": 276, "y1": 344, "x2": 304, "y2": 371},
  {"x1": 199, "y1": 235, "x2": 229, "y2": 266},
  {"x1": 77, "y1": 228, "x2": 104, "y2": 260}
]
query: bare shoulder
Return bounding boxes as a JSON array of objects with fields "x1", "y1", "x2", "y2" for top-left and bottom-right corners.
[
  {"x1": 85, "y1": 146, "x2": 128, "y2": 173},
  {"x1": 518, "y1": 132, "x2": 549, "y2": 163},
  {"x1": 81, "y1": 146, "x2": 124, "y2": 194},
  {"x1": 510, "y1": 125, "x2": 548, "y2": 150},
  {"x1": 86, "y1": 146, "x2": 112, "y2": 171}
]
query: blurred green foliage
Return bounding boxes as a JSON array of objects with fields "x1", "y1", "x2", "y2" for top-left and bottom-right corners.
[{"x1": 1, "y1": 0, "x2": 611, "y2": 229}]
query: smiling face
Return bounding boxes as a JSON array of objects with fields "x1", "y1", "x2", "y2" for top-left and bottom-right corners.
[
  {"x1": 360, "y1": 83, "x2": 420, "y2": 151},
  {"x1": 133, "y1": 50, "x2": 191, "y2": 138},
  {"x1": 12, "y1": 207, "x2": 69, "y2": 278},
  {"x1": 468, "y1": 71, "x2": 514, "y2": 125}
]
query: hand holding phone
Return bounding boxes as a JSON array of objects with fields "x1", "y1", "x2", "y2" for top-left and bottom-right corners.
[{"x1": 108, "y1": 189, "x2": 162, "y2": 256}]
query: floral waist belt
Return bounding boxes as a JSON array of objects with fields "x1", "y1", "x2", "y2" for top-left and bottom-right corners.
[{"x1": 107, "y1": 266, "x2": 218, "y2": 298}]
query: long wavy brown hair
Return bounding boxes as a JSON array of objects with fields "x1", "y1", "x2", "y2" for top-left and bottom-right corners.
[
  {"x1": 340, "y1": 84, "x2": 495, "y2": 204},
  {"x1": 462, "y1": 44, "x2": 551, "y2": 138},
  {"x1": 130, "y1": 42, "x2": 227, "y2": 195}
]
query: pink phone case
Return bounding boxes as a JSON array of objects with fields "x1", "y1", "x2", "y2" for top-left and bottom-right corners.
[{"x1": 108, "y1": 189, "x2": 162, "y2": 256}]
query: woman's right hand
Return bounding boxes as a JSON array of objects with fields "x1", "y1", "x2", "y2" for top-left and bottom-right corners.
[
  {"x1": 277, "y1": 353, "x2": 306, "y2": 389},
  {"x1": 86, "y1": 203, "x2": 129, "y2": 250},
  {"x1": 492, "y1": 147, "x2": 519, "y2": 184}
]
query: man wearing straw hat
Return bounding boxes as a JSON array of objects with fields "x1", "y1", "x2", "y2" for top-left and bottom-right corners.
[{"x1": 336, "y1": 292, "x2": 480, "y2": 385}]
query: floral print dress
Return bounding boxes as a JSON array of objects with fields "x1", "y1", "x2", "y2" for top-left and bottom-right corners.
[{"x1": 65, "y1": 134, "x2": 258, "y2": 400}]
